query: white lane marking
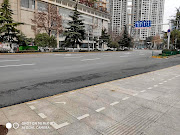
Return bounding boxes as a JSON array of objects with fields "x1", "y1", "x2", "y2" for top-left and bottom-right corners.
[
  {"x1": 55, "y1": 102, "x2": 66, "y2": 105},
  {"x1": 29, "y1": 105, "x2": 36, "y2": 110},
  {"x1": 54, "y1": 54, "x2": 63, "y2": 56},
  {"x1": 159, "y1": 83, "x2": 163, "y2": 85},
  {"x1": 154, "y1": 85, "x2": 158, "y2": 87},
  {"x1": 0, "y1": 63, "x2": 35, "y2": 68},
  {"x1": 103, "y1": 55, "x2": 110, "y2": 56},
  {"x1": 120, "y1": 56, "x2": 128, "y2": 58},
  {"x1": 64, "y1": 56, "x2": 83, "y2": 58},
  {"x1": 122, "y1": 97, "x2": 129, "y2": 100},
  {"x1": 124, "y1": 53, "x2": 131, "y2": 55},
  {"x1": 65, "y1": 54, "x2": 72, "y2": 56},
  {"x1": 81, "y1": 58, "x2": 101, "y2": 61},
  {"x1": 110, "y1": 102, "x2": 119, "y2": 106},
  {"x1": 139, "y1": 54, "x2": 145, "y2": 55},
  {"x1": 54, "y1": 95, "x2": 63, "y2": 98},
  {"x1": 148, "y1": 87, "x2": 152, "y2": 90},
  {"x1": 96, "y1": 107, "x2": 105, "y2": 112},
  {"x1": 140, "y1": 90, "x2": 146, "y2": 93},
  {"x1": 77, "y1": 114, "x2": 90, "y2": 120},
  {"x1": 164, "y1": 81, "x2": 167, "y2": 83},
  {"x1": 50, "y1": 122, "x2": 69, "y2": 129},
  {"x1": 0, "y1": 60, "x2": 20, "y2": 62},
  {"x1": 38, "y1": 113, "x2": 47, "y2": 119},
  {"x1": 133, "y1": 93, "x2": 138, "y2": 96},
  {"x1": 168, "y1": 79, "x2": 172, "y2": 81}
]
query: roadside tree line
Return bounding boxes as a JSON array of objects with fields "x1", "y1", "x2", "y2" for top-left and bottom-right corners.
[{"x1": 0, "y1": 0, "x2": 133, "y2": 52}]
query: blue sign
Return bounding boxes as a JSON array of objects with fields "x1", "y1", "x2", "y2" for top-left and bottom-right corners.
[
  {"x1": 168, "y1": 29, "x2": 170, "y2": 33},
  {"x1": 135, "y1": 20, "x2": 151, "y2": 28}
]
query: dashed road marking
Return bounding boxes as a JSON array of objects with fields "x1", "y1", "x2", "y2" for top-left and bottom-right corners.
[
  {"x1": 38, "y1": 113, "x2": 47, "y2": 119},
  {"x1": 140, "y1": 90, "x2": 146, "y2": 93},
  {"x1": 29, "y1": 105, "x2": 36, "y2": 110},
  {"x1": 168, "y1": 79, "x2": 172, "y2": 80},
  {"x1": 77, "y1": 114, "x2": 90, "y2": 120},
  {"x1": 164, "y1": 81, "x2": 167, "y2": 83},
  {"x1": 110, "y1": 102, "x2": 119, "y2": 106},
  {"x1": 159, "y1": 83, "x2": 163, "y2": 85},
  {"x1": 122, "y1": 97, "x2": 129, "y2": 100},
  {"x1": 148, "y1": 87, "x2": 152, "y2": 90},
  {"x1": 96, "y1": 107, "x2": 106, "y2": 112},
  {"x1": 50, "y1": 122, "x2": 69, "y2": 129},
  {"x1": 0, "y1": 63, "x2": 35, "y2": 68},
  {"x1": 55, "y1": 102, "x2": 66, "y2": 105},
  {"x1": 81, "y1": 58, "x2": 100, "y2": 61},
  {"x1": 154, "y1": 85, "x2": 158, "y2": 87},
  {"x1": 133, "y1": 93, "x2": 138, "y2": 96},
  {"x1": 64, "y1": 56, "x2": 83, "y2": 58},
  {"x1": 0, "y1": 60, "x2": 20, "y2": 62}
]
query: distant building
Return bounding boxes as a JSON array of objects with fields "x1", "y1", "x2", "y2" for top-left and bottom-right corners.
[
  {"x1": 132, "y1": 0, "x2": 165, "y2": 41},
  {"x1": 109, "y1": 0, "x2": 165, "y2": 41},
  {"x1": 1, "y1": 0, "x2": 110, "y2": 49}
]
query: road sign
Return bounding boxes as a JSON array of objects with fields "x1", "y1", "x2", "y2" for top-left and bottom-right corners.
[
  {"x1": 135, "y1": 20, "x2": 151, "y2": 29},
  {"x1": 168, "y1": 29, "x2": 171, "y2": 33}
]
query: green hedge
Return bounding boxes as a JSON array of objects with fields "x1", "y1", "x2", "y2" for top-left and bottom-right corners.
[
  {"x1": 19, "y1": 46, "x2": 38, "y2": 51},
  {"x1": 162, "y1": 50, "x2": 178, "y2": 55}
]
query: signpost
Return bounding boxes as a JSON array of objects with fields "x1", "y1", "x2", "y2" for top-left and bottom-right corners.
[
  {"x1": 167, "y1": 29, "x2": 171, "y2": 49},
  {"x1": 135, "y1": 20, "x2": 151, "y2": 29}
]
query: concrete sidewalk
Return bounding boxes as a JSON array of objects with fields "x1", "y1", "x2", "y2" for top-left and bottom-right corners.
[{"x1": 0, "y1": 65, "x2": 180, "y2": 135}]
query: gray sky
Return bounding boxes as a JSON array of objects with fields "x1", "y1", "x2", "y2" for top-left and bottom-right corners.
[{"x1": 163, "y1": 0, "x2": 180, "y2": 31}]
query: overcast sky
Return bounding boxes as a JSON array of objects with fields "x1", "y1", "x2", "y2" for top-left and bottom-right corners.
[{"x1": 163, "y1": 0, "x2": 180, "y2": 31}]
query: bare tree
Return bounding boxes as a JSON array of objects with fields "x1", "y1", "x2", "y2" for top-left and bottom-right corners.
[{"x1": 32, "y1": 4, "x2": 63, "y2": 37}]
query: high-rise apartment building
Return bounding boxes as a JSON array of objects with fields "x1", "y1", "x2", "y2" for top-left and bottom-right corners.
[
  {"x1": 110, "y1": 0, "x2": 165, "y2": 41},
  {"x1": 132, "y1": 0, "x2": 165, "y2": 41},
  {"x1": 110, "y1": 0, "x2": 128, "y2": 37}
]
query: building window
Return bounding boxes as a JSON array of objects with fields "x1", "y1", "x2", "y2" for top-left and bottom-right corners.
[
  {"x1": 37, "y1": 1, "x2": 48, "y2": 12},
  {"x1": 21, "y1": 0, "x2": 35, "y2": 9}
]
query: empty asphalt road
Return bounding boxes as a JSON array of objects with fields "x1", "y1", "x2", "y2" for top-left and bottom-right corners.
[{"x1": 0, "y1": 50, "x2": 180, "y2": 108}]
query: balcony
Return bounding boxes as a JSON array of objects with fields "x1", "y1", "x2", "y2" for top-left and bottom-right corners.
[{"x1": 71, "y1": 0, "x2": 108, "y2": 13}]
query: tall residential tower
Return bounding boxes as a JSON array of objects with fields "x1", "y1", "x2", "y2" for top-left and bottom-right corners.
[
  {"x1": 110, "y1": 0, "x2": 165, "y2": 41},
  {"x1": 132, "y1": 0, "x2": 165, "y2": 41}
]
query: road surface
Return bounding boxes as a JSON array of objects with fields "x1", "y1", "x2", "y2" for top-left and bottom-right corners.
[{"x1": 0, "y1": 50, "x2": 180, "y2": 108}]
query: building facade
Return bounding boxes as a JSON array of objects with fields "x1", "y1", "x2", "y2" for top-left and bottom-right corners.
[
  {"x1": 110, "y1": 0, "x2": 165, "y2": 41},
  {"x1": 1, "y1": 0, "x2": 110, "y2": 49},
  {"x1": 110, "y1": 0, "x2": 128, "y2": 37}
]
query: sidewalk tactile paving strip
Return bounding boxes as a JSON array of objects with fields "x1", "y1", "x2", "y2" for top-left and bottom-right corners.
[{"x1": 102, "y1": 108, "x2": 163, "y2": 135}]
